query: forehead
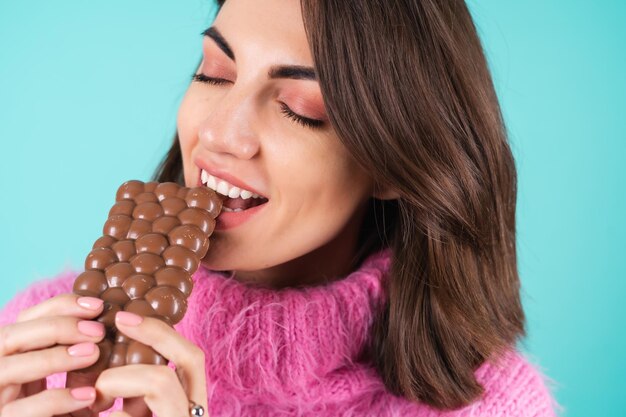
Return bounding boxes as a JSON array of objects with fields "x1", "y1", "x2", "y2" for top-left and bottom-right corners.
[{"x1": 213, "y1": 0, "x2": 313, "y2": 67}]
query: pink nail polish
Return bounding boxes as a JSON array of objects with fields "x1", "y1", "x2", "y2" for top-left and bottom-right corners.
[
  {"x1": 77, "y1": 297, "x2": 103, "y2": 310},
  {"x1": 116, "y1": 311, "x2": 143, "y2": 326},
  {"x1": 77, "y1": 320, "x2": 105, "y2": 337},
  {"x1": 68, "y1": 342, "x2": 96, "y2": 357},
  {"x1": 70, "y1": 386, "x2": 96, "y2": 401}
]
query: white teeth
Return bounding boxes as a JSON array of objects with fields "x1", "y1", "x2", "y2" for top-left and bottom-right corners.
[
  {"x1": 201, "y1": 169, "x2": 262, "y2": 200},
  {"x1": 207, "y1": 175, "x2": 216, "y2": 189},
  {"x1": 216, "y1": 180, "x2": 230, "y2": 196},
  {"x1": 222, "y1": 207, "x2": 243, "y2": 212},
  {"x1": 228, "y1": 186, "x2": 241, "y2": 198}
]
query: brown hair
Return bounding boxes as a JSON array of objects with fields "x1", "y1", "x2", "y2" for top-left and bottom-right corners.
[{"x1": 154, "y1": 0, "x2": 525, "y2": 410}]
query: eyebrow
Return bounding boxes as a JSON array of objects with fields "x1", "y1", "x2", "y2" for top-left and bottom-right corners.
[{"x1": 202, "y1": 26, "x2": 318, "y2": 81}]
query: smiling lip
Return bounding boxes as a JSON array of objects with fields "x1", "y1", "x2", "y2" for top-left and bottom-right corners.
[
  {"x1": 193, "y1": 158, "x2": 269, "y2": 230},
  {"x1": 194, "y1": 158, "x2": 267, "y2": 199}
]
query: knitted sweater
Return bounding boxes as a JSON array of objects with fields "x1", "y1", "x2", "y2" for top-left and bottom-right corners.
[{"x1": 0, "y1": 248, "x2": 561, "y2": 416}]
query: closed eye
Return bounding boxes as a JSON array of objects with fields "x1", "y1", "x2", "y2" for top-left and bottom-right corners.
[
  {"x1": 191, "y1": 73, "x2": 227, "y2": 87},
  {"x1": 277, "y1": 103, "x2": 324, "y2": 129},
  {"x1": 191, "y1": 73, "x2": 325, "y2": 130}
]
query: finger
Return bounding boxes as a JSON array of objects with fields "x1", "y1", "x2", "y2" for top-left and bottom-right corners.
[
  {"x1": 0, "y1": 383, "x2": 20, "y2": 403},
  {"x1": 0, "y1": 343, "x2": 99, "y2": 386},
  {"x1": 16, "y1": 293, "x2": 104, "y2": 323},
  {"x1": 115, "y1": 312, "x2": 207, "y2": 403},
  {"x1": 0, "y1": 386, "x2": 95, "y2": 417},
  {"x1": 93, "y1": 365, "x2": 188, "y2": 417},
  {"x1": 0, "y1": 316, "x2": 105, "y2": 357}
]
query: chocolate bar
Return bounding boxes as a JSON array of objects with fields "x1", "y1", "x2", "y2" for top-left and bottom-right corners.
[{"x1": 72, "y1": 180, "x2": 222, "y2": 372}]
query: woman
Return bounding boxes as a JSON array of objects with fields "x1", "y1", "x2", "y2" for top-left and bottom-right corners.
[{"x1": 0, "y1": 0, "x2": 559, "y2": 416}]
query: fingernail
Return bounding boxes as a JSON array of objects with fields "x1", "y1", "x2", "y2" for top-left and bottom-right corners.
[
  {"x1": 68, "y1": 342, "x2": 96, "y2": 357},
  {"x1": 78, "y1": 320, "x2": 105, "y2": 337},
  {"x1": 116, "y1": 311, "x2": 143, "y2": 326},
  {"x1": 70, "y1": 386, "x2": 96, "y2": 401},
  {"x1": 77, "y1": 297, "x2": 103, "y2": 310}
]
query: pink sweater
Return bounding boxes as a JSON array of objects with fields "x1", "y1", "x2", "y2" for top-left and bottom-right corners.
[{"x1": 0, "y1": 249, "x2": 561, "y2": 416}]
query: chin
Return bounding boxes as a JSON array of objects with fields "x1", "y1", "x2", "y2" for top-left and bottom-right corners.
[{"x1": 200, "y1": 250, "x2": 231, "y2": 272}]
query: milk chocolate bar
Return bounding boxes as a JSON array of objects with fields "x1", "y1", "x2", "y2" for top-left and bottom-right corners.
[{"x1": 72, "y1": 180, "x2": 222, "y2": 372}]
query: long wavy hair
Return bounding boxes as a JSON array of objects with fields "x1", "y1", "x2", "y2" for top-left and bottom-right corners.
[{"x1": 153, "y1": 0, "x2": 525, "y2": 410}]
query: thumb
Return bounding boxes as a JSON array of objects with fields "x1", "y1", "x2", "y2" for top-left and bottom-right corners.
[{"x1": 65, "y1": 370, "x2": 101, "y2": 417}]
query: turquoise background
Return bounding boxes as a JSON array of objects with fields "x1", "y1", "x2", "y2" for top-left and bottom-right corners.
[{"x1": 1, "y1": 1, "x2": 624, "y2": 416}]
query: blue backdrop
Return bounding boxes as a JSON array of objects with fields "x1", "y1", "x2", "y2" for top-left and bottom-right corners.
[{"x1": 1, "y1": 1, "x2": 624, "y2": 416}]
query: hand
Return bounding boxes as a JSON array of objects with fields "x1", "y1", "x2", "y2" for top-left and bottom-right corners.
[
  {"x1": 0, "y1": 293, "x2": 105, "y2": 416},
  {"x1": 88, "y1": 311, "x2": 209, "y2": 417}
]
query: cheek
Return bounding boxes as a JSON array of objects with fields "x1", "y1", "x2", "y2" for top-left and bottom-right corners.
[
  {"x1": 319, "y1": 175, "x2": 369, "y2": 224},
  {"x1": 315, "y1": 158, "x2": 372, "y2": 237},
  {"x1": 319, "y1": 153, "x2": 371, "y2": 203},
  {"x1": 285, "y1": 150, "x2": 371, "y2": 231},
  {"x1": 274, "y1": 132, "x2": 372, "y2": 211},
  {"x1": 273, "y1": 160, "x2": 370, "y2": 264}
]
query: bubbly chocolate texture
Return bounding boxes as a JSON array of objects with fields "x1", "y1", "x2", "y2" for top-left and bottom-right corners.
[{"x1": 72, "y1": 180, "x2": 222, "y2": 372}]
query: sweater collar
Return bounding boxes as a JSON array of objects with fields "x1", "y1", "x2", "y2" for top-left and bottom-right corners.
[{"x1": 175, "y1": 248, "x2": 392, "y2": 401}]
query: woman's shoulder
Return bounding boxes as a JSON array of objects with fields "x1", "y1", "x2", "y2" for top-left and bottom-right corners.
[
  {"x1": 0, "y1": 269, "x2": 79, "y2": 327},
  {"x1": 467, "y1": 347, "x2": 562, "y2": 417}
]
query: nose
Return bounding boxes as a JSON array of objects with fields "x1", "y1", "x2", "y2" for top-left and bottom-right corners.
[{"x1": 197, "y1": 88, "x2": 261, "y2": 160}]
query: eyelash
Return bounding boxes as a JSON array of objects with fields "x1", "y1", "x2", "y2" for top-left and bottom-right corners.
[{"x1": 191, "y1": 73, "x2": 325, "y2": 130}]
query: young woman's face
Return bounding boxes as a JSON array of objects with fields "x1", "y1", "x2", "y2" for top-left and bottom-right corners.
[{"x1": 177, "y1": 0, "x2": 375, "y2": 286}]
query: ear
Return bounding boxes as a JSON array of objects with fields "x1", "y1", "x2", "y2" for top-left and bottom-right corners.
[{"x1": 372, "y1": 185, "x2": 400, "y2": 200}]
